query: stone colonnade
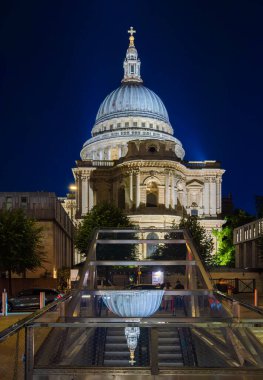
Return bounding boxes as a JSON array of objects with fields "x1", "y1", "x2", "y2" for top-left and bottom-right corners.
[{"x1": 74, "y1": 167, "x2": 222, "y2": 218}]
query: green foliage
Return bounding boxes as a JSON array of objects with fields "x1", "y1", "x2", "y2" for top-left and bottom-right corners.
[
  {"x1": 57, "y1": 266, "x2": 70, "y2": 292},
  {"x1": 0, "y1": 209, "x2": 45, "y2": 294},
  {"x1": 179, "y1": 216, "x2": 214, "y2": 267},
  {"x1": 212, "y1": 226, "x2": 235, "y2": 266},
  {"x1": 74, "y1": 202, "x2": 137, "y2": 260},
  {"x1": 212, "y1": 209, "x2": 255, "y2": 267},
  {"x1": 151, "y1": 216, "x2": 214, "y2": 269}
]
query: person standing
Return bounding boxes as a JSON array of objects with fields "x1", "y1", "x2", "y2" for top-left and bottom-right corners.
[
  {"x1": 164, "y1": 282, "x2": 173, "y2": 311},
  {"x1": 175, "y1": 280, "x2": 184, "y2": 308}
]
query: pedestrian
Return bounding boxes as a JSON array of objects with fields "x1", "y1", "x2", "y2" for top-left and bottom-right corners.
[
  {"x1": 164, "y1": 282, "x2": 173, "y2": 311},
  {"x1": 174, "y1": 280, "x2": 184, "y2": 308}
]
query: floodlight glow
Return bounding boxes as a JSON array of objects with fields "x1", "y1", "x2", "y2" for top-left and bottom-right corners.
[{"x1": 69, "y1": 184, "x2": 77, "y2": 191}]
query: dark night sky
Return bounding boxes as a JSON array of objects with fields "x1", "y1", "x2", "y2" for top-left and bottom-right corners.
[{"x1": 1, "y1": 1, "x2": 262, "y2": 214}]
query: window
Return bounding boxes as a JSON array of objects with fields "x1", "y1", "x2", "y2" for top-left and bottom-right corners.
[
  {"x1": 156, "y1": 125, "x2": 159, "y2": 130},
  {"x1": 21, "y1": 196, "x2": 28, "y2": 209},
  {"x1": 130, "y1": 64, "x2": 135, "y2": 74},
  {"x1": 5, "y1": 196, "x2": 12, "y2": 210},
  {"x1": 125, "y1": 122, "x2": 129, "y2": 128},
  {"x1": 117, "y1": 123, "x2": 121, "y2": 128},
  {"x1": 118, "y1": 187, "x2": 125, "y2": 209},
  {"x1": 146, "y1": 182, "x2": 158, "y2": 207},
  {"x1": 141, "y1": 122, "x2": 145, "y2": 128},
  {"x1": 148, "y1": 146, "x2": 156, "y2": 153},
  {"x1": 150, "y1": 123, "x2": 153, "y2": 128},
  {"x1": 110, "y1": 124, "x2": 113, "y2": 130},
  {"x1": 191, "y1": 209, "x2": 198, "y2": 216},
  {"x1": 133, "y1": 122, "x2": 137, "y2": 127}
]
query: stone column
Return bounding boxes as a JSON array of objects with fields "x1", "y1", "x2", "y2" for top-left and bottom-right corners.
[
  {"x1": 88, "y1": 179, "x2": 94, "y2": 210},
  {"x1": 136, "y1": 171, "x2": 140, "y2": 208},
  {"x1": 216, "y1": 177, "x2": 221, "y2": 214},
  {"x1": 203, "y1": 177, "x2": 210, "y2": 215},
  {"x1": 129, "y1": 171, "x2": 133, "y2": 202},
  {"x1": 171, "y1": 174, "x2": 175, "y2": 209},
  {"x1": 118, "y1": 145, "x2": 122, "y2": 158},
  {"x1": 199, "y1": 190, "x2": 204, "y2": 215},
  {"x1": 77, "y1": 174, "x2": 82, "y2": 215},
  {"x1": 210, "y1": 178, "x2": 217, "y2": 215},
  {"x1": 174, "y1": 179, "x2": 178, "y2": 209},
  {"x1": 182, "y1": 184, "x2": 187, "y2": 211},
  {"x1": 165, "y1": 170, "x2": 170, "y2": 209},
  {"x1": 82, "y1": 176, "x2": 88, "y2": 215}
]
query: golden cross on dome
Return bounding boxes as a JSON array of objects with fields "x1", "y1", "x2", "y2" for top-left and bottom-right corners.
[{"x1": 128, "y1": 26, "x2": 136, "y2": 46}]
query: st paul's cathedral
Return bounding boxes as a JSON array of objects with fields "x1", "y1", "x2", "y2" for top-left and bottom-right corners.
[{"x1": 63, "y1": 28, "x2": 225, "y2": 253}]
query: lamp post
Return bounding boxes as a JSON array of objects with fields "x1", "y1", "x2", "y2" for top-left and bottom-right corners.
[{"x1": 68, "y1": 184, "x2": 77, "y2": 221}]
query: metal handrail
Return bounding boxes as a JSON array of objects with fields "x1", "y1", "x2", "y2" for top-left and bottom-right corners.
[
  {"x1": 215, "y1": 291, "x2": 263, "y2": 316},
  {"x1": 0, "y1": 293, "x2": 72, "y2": 342}
]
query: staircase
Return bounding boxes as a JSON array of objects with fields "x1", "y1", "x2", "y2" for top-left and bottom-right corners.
[
  {"x1": 103, "y1": 328, "x2": 130, "y2": 366},
  {"x1": 157, "y1": 328, "x2": 184, "y2": 367}
]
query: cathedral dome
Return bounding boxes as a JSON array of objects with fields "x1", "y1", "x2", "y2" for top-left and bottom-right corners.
[
  {"x1": 95, "y1": 83, "x2": 170, "y2": 125},
  {"x1": 81, "y1": 27, "x2": 185, "y2": 161}
]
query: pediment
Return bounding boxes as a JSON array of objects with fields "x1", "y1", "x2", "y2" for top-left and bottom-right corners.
[{"x1": 186, "y1": 179, "x2": 204, "y2": 188}]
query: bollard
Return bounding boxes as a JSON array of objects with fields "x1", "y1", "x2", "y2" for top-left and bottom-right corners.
[
  {"x1": 232, "y1": 300, "x2": 240, "y2": 318},
  {"x1": 2, "y1": 290, "x2": 8, "y2": 316},
  {"x1": 254, "y1": 288, "x2": 258, "y2": 307},
  {"x1": 59, "y1": 301, "x2": 66, "y2": 317},
  {"x1": 39, "y1": 292, "x2": 45, "y2": 309}
]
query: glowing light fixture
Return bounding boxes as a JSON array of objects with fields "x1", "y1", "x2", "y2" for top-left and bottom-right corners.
[
  {"x1": 102, "y1": 290, "x2": 164, "y2": 317},
  {"x1": 102, "y1": 289, "x2": 164, "y2": 365}
]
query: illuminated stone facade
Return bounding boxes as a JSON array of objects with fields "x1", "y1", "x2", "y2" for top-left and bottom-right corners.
[{"x1": 69, "y1": 28, "x2": 225, "y2": 253}]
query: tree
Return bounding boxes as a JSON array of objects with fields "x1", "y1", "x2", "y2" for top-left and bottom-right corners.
[
  {"x1": 178, "y1": 216, "x2": 214, "y2": 267},
  {"x1": 151, "y1": 216, "x2": 214, "y2": 269},
  {"x1": 212, "y1": 209, "x2": 255, "y2": 267},
  {"x1": 75, "y1": 202, "x2": 137, "y2": 260},
  {"x1": 0, "y1": 209, "x2": 45, "y2": 295},
  {"x1": 57, "y1": 266, "x2": 70, "y2": 292},
  {"x1": 212, "y1": 226, "x2": 235, "y2": 266}
]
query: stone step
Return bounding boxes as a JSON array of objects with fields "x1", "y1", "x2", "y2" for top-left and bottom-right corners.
[
  {"x1": 106, "y1": 336, "x2": 126, "y2": 342},
  {"x1": 158, "y1": 331, "x2": 178, "y2": 336},
  {"x1": 105, "y1": 343, "x2": 128, "y2": 350},
  {"x1": 158, "y1": 353, "x2": 183, "y2": 359},
  {"x1": 104, "y1": 359, "x2": 130, "y2": 366},
  {"x1": 158, "y1": 337, "x2": 180, "y2": 344},
  {"x1": 107, "y1": 329, "x2": 124, "y2": 336},
  {"x1": 104, "y1": 351, "x2": 130, "y2": 359},
  {"x1": 158, "y1": 345, "x2": 181, "y2": 352},
  {"x1": 159, "y1": 361, "x2": 184, "y2": 367}
]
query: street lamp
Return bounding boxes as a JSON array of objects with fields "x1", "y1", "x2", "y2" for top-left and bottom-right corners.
[{"x1": 68, "y1": 184, "x2": 77, "y2": 220}]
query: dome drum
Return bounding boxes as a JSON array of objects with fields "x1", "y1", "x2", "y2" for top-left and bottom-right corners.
[{"x1": 91, "y1": 116, "x2": 173, "y2": 136}]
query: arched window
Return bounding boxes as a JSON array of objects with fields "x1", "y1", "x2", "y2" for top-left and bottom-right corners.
[
  {"x1": 146, "y1": 182, "x2": 158, "y2": 207},
  {"x1": 147, "y1": 232, "x2": 159, "y2": 257},
  {"x1": 118, "y1": 187, "x2": 125, "y2": 209}
]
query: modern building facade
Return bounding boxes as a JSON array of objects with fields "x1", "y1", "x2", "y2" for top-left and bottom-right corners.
[
  {"x1": 0, "y1": 192, "x2": 74, "y2": 278},
  {"x1": 68, "y1": 28, "x2": 225, "y2": 254},
  {"x1": 234, "y1": 218, "x2": 263, "y2": 268}
]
